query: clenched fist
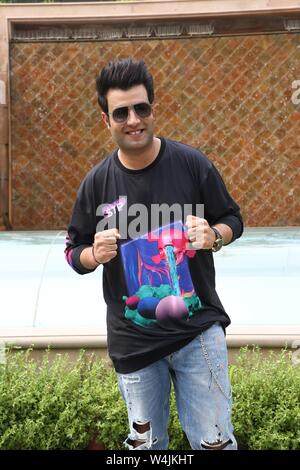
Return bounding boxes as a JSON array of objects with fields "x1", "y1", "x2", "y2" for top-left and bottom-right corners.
[
  {"x1": 185, "y1": 215, "x2": 215, "y2": 250},
  {"x1": 93, "y1": 228, "x2": 121, "y2": 264}
]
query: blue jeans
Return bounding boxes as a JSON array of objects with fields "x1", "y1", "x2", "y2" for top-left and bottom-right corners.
[{"x1": 117, "y1": 322, "x2": 237, "y2": 450}]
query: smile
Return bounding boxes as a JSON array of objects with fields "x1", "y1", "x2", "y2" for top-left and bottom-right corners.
[{"x1": 126, "y1": 130, "x2": 144, "y2": 135}]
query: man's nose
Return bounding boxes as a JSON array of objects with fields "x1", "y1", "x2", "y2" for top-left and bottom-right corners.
[{"x1": 127, "y1": 108, "x2": 141, "y2": 125}]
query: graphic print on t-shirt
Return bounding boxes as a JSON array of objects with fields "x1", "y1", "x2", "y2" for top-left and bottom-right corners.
[{"x1": 120, "y1": 221, "x2": 203, "y2": 327}]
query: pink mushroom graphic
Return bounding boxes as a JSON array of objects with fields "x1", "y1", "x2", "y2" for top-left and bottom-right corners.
[{"x1": 149, "y1": 227, "x2": 196, "y2": 265}]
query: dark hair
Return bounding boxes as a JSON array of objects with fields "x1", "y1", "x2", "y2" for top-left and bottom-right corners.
[{"x1": 96, "y1": 58, "x2": 154, "y2": 114}]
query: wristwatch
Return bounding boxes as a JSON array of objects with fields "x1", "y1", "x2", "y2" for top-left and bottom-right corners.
[{"x1": 211, "y1": 227, "x2": 224, "y2": 252}]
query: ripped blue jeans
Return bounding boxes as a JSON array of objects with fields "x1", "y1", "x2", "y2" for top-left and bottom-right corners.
[{"x1": 117, "y1": 322, "x2": 237, "y2": 450}]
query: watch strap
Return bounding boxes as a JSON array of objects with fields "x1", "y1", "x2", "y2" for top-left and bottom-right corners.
[
  {"x1": 211, "y1": 226, "x2": 222, "y2": 241},
  {"x1": 211, "y1": 226, "x2": 224, "y2": 252}
]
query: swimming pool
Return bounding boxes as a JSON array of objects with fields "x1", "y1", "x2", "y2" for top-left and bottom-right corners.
[{"x1": 0, "y1": 228, "x2": 299, "y2": 347}]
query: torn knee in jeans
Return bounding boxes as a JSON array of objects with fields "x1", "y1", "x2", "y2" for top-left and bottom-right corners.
[
  {"x1": 201, "y1": 438, "x2": 232, "y2": 450},
  {"x1": 200, "y1": 423, "x2": 233, "y2": 450},
  {"x1": 125, "y1": 420, "x2": 157, "y2": 449},
  {"x1": 133, "y1": 421, "x2": 150, "y2": 434}
]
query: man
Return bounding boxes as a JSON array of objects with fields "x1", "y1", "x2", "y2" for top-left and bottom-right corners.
[{"x1": 65, "y1": 58, "x2": 243, "y2": 450}]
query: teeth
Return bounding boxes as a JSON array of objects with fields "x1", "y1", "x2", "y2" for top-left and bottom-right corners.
[{"x1": 128, "y1": 130, "x2": 143, "y2": 135}]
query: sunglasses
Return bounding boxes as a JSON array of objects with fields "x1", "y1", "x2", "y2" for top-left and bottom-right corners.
[{"x1": 107, "y1": 102, "x2": 152, "y2": 123}]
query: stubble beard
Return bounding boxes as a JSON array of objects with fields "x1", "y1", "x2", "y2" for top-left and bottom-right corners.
[{"x1": 117, "y1": 129, "x2": 155, "y2": 156}]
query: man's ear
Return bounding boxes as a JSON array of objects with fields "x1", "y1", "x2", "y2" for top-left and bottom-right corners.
[{"x1": 102, "y1": 112, "x2": 110, "y2": 128}]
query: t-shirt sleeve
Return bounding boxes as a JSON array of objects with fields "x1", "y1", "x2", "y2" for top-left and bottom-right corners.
[
  {"x1": 200, "y1": 162, "x2": 243, "y2": 243},
  {"x1": 64, "y1": 175, "x2": 97, "y2": 275}
]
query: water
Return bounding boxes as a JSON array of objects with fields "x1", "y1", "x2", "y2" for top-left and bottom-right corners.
[
  {"x1": 214, "y1": 227, "x2": 300, "y2": 326},
  {"x1": 165, "y1": 245, "x2": 181, "y2": 296},
  {"x1": 0, "y1": 227, "x2": 299, "y2": 331},
  {"x1": 0, "y1": 231, "x2": 105, "y2": 329}
]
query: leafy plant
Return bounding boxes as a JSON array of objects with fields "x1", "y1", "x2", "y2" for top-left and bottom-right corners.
[
  {"x1": 0, "y1": 348, "x2": 127, "y2": 449},
  {"x1": 231, "y1": 347, "x2": 300, "y2": 450},
  {"x1": 0, "y1": 346, "x2": 299, "y2": 449}
]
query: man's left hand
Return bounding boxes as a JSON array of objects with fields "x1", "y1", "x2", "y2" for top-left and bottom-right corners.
[{"x1": 185, "y1": 215, "x2": 215, "y2": 250}]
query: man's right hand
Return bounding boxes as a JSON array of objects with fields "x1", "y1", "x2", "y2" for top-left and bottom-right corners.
[
  {"x1": 79, "y1": 228, "x2": 120, "y2": 270},
  {"x1": 92, "y1": 228, "x2": 121, "y2": 264}
]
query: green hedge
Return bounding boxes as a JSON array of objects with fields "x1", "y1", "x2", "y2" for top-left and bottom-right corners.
[
  {"x1": 0, "y1": 347, "x2": 299, "y2": 450},
  {"x1": 230, "y1": 347, "x2": 300, "y2": 450}
]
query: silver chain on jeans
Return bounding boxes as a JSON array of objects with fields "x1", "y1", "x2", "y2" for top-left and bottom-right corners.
[{"x1": 199, "y1": 334, "x2": 232, "y2": 401}]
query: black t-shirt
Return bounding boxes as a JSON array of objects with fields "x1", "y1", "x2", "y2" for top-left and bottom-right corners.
[{"x1": 65, "y1": 138, "x2": 243, "y2": 373}]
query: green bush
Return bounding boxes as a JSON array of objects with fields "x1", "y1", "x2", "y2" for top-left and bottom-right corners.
[
  {"x1": 0, "y1": 346, "x2": 299, "y2": 449},
  {"x1": 0, "y1": 349, "x2": 128, "y2": 449},
  {"x1": 231, "y1": 347, "x2": 300, "y2": 450}
]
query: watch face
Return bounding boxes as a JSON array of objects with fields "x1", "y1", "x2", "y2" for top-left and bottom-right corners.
[
  {"x1": 212, "y1": 238, "x2": 223, "y2": 252},
  {"x1": 212, "y1": 228, "x2": 224, "y2": 252}
]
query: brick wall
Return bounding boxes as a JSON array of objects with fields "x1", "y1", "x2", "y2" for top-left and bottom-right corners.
[{"x1": 10, "y1": 33, "x2": 300, "y2": 229}]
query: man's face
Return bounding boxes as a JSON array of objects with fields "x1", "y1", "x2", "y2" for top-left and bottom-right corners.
[{"x1": 102, "y1": 85, "x2": 155, "y2": 154}]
